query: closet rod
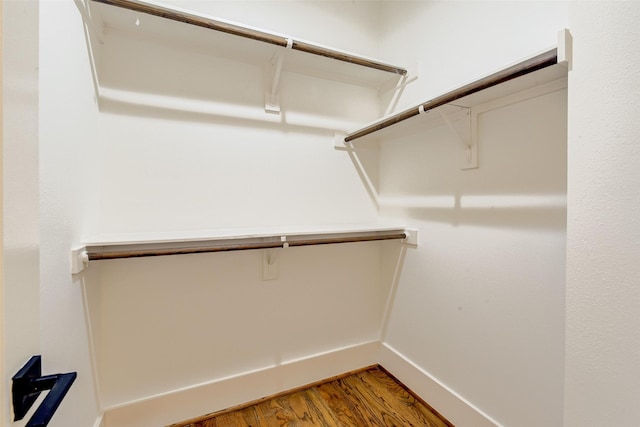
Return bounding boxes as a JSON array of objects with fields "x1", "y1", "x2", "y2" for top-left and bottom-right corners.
[
  {"x1": 91, "y1": 0, "x2": 407, "y2": 76},
  {"x1": 345, "y1": 48, "x2": 558, "y2": 142},
  {"x1": 85, "y1": 232, "x2": 408, "y2": 261}
]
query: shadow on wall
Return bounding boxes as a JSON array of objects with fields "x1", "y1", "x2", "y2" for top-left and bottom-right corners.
[
  {"x1": 387, "y1": 196, "x2": 566, "y2": 231},
  {"x1": 371, "y1": 86, "x2": 568, "y2": 231},
  {"x1": 379, "y1": 241, "x2": 409, "y2": 342},
  {"x1": 339, "y1": 138, "x2": 382, "y2": 211},
  {"x1": 74, "y1": 0, "x2": 391, "y2": 136}
]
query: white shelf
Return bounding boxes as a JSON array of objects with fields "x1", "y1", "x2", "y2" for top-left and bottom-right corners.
[
  {"x1": 86, "y1": 0, "x2": 407, "y2": 88},
  {"x1": 345, "y1": 47, "x2": 568, "y2": 144},
  {"x1": 344, "y1": 29, "x2": 572, "y2": 146},
  {"x1": 71, "y1": 224, "x2": 418, "y2": 274}
]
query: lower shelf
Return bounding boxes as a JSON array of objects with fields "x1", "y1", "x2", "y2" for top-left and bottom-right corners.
[{"x1": 71, "y1": 224, "x2": 417, "y2": 274}]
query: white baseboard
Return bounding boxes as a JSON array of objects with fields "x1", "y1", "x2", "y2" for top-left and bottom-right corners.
[
  {"x1": 102, "y1": 341, "x2": 379, "y2": 427},
  {"x1": 101, "y1": 341, "x2": 501, "y2": 427},
  {"x1": 93, "y1": 413, "x2": 104, "y2": 427},
  {"x1": 378, "y1": 343, "x2": 502, "y2": 427}
]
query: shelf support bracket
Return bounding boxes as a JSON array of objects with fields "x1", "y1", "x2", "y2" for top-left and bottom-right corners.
[
  {"x1": 265, "y1": 39, "x2": 293, "y2": 114},
  {"x1": 438, "y1": 107, "x2": 477, "y2": 170},
  {"x1": 382, "y1": 63, "x2": 419, "y2": 116},
  {"x1": 262, "y1": 236, "x2": 289, "y2": 281},
  {"x1": 403, "y1": 228, "x2": 418, "y2": 246},
  {"x1": 262, "y1": 248, "x2": 280, "y2": 281},
  {"x1": 76, "y1": 0, "x2": 105, "y2": 44},
  {"x1": 558, "y1": 28, "x2": 573, "y2": 71},
  {"x1": 71, "y1": 247, "x2": 89, "y2": 274}
]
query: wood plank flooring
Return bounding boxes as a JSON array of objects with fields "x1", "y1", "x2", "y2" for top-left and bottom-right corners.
[{"x1": 171, "y1": 365, "x2": 453, "y2": 427}]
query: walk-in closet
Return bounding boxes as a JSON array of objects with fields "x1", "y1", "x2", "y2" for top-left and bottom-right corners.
[{"x1": 3, "y1": 1, "x2": 639, "y2": 427}]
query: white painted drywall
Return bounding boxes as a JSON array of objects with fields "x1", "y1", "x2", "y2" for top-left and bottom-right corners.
[
  {"x1": 154, "y1": 0, "x2": 382, "y2": 60},
  {"x1": 97, "y1": 242, "x2": 386, "y2": 408},
  {"x1": 91, "y1": 2, "x2": 382, "y2": 234},
  {"x1": 67, "y1": 0, "x2": 388, "y2": 417},
  {"x1": 377, "y1": 1, "x2": 568, "y2": 115},
  {"x1": 2, "y1": 1, "x2": 41, "y2": 426},
  {"x1": 34, "y1": 0, "x2": 104, "y2": 425},
  {"x1": 565, "y1": 2, "x2": 640, "y2": 426},
  {"x1": 376, "y1": 2, "x2": 568, "y2": 426},
  {"x1": 1, "y1": 1, "x2": 3, "y2": 421}
]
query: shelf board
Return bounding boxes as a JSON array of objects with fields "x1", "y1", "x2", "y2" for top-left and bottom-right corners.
[
  {"x1": 71, "y1": 224, "x2": 417, "y2": 273},
  {"x1": 87, "y1": 0, "x2": 407, "y2": 87},
  {"x1": 345, "y1": 46, "x2": 568, "y2": 143}
]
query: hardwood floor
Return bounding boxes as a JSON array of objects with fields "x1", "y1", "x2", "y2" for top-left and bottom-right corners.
[{"x1": 171, "y1": 365, "x2": 453, "y2": 427}]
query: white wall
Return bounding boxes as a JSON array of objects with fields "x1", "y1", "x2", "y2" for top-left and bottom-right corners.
[
  {"x1": 158, "y1": 0, "x2": 381, "y2": 59},
  {"x1": 376, "y1": 2, "x2": 568, "y2": 426},
  {"x1": 377, "y1": 1, "x2": 568, "y2": 114},
  {"x1": 3, "y1": 1, "x2": 100, "y2": 426},
  {"x1": 96, "y1": 242, "x2": 386, "y2": 408},
  {"x1": 3, "y1": 0, "x2": 391, "y2": 424},
  {"x1": 37, "y1": 0, "x2": 104, "y2": 425},
  {"x1": 565, "y1": 2, "x2": 640, "y2": 426},
  {"x1": 91, "y1": 0, "x2": 382, "y2": 234},
  {"x1": 2, "y1": 1, "x2": 41, "y2": 426},
  {"x1": 70, "y1": 0, "x2": 391, "y2": 422},
  {"x1": 1, "y1": 0, "x2": 3, "y2": 420}
]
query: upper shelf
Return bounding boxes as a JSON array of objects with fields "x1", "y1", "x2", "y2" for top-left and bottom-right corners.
[
  {"x1": 344, "y1": 29, "x2": 572, "y2": 143},
  {"x1": 86, "y1": 0, "x2": 407, "y2": 87}
]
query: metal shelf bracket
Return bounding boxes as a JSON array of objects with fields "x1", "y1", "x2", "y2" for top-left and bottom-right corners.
[
  {"x1": 265, "y1": 38, "x2": 293, "y2": 114},
  {"x1": 439, "y1": 108, "x2": 477, "y2": 169}
]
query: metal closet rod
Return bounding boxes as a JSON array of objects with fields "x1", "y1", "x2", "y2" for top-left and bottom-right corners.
[
  {"x1": 85, "y1": 232, "x2": 408, "y2": 261},
  {"x1": 91, "y1": 0, "x2": 407, "y2": 76},
  {"x1": 345, "y1": 48, "x2": 559, "y2": 142}
]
